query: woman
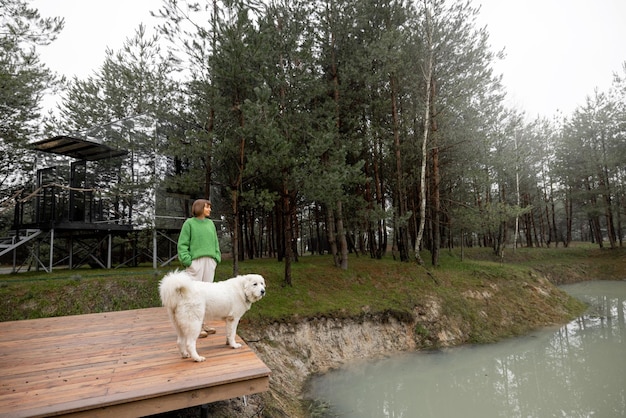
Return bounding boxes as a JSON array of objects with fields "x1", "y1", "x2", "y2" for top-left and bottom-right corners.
[{"x1": 177, "y1": 199, "x2": 221, "y2": 337}]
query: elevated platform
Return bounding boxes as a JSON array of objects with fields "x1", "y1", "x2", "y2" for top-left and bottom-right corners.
[{"x1": 0, "y1": 308, "x2": 271, "y2": 417}]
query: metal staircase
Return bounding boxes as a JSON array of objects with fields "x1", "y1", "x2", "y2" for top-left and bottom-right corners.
[{"x1": 0, "y1": 229, "x2": 42, "y2": 257}]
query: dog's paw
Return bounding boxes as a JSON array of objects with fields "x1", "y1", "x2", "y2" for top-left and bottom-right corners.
[
  {"x1": 230, "y1": 342, "x2": 242, "y2": 349},
  {"x1": 181, "y1": 352, "x2": 190, "y2": 359},
  {"x1": 193, "y1": 355, "x2": 206, "y2": 362}
]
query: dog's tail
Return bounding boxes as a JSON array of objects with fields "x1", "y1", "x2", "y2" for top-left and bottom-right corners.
[{"x1": 159, "y1": 270, "x2": 193, "y2": 308}]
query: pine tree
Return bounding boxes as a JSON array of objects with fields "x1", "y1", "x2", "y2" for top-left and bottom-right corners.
[
  {"x1": 57, "y1": 25, "x2": 181, "y2": 227},
  {"x1": 0, "y1": 0, "x2": 63, "y2": 195}
]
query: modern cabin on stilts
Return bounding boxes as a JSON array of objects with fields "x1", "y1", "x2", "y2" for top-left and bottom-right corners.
[{"x1": 1, "y1": 132, "x2": 196, "y2": 272}]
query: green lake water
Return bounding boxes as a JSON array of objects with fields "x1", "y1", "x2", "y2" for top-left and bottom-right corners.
[{"x1": 307, "y1": 281, "x2": 626, "y2": 417}]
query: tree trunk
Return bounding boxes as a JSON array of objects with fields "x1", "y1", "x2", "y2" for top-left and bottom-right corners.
[
  {"x1": 205, "y1": 108, "x2": 214, "y2": 199},
  {"x1": 614, "y1": 185, "x2": 622, "y2": 247},
  {"x1": 374, "y1": 147, "x2": 386, "y2": 258},
  {"x1": 389, "y1": 71, "x2": 409, "y2": 262},
  {"x1": 543, "y1": 201, "x2": 552, "y2": 247},
  {"x1": 617, "y1": 195, "x2": 623, "y2": 247},
  {"x1": 315, "y1": 204, "x2": 324, "y2": 255},
  {"x1": 599, "y1": 131, "x2": 617, "y2": 248},
  {"x1": 230, "y1": 188, "x2": 239, "y2": 276},
  {"x1": 327, "y1": 6, "x2": 348, "y2": 268},
  {"x1": 513, "y1": 136, "x2": 520, "y2": 251},
  {"x1": 598, "y1": 174, "x2": 617, "y2": 249},
  {"x1": 591, "y1": 215, "x2": 604, "y2": 248},
  {"x1": 604, "y1": 199, "x2": 617, "y2": 249},
  {"x1": 326, "y1": 205, "x2": 340, "y2": 267},
  {"x1": 549, "y1": 181, "x2": 558, "y2": 247},
  {"x1": 336, "y1": 200, "x2": 348, "y2": 269},
  {"x1": 431, "y1": 145, "x2": 440, "y2": 266},
  {"x1": 282, "y1": 179, "x2": 293, "y2": 286},
  {"x1": 565, "y1": 187, "x2": 573, "y2": 247},
  {"x1": 524, "y1": 194, "x2": 533, "y2": 247},
  {"x1": 586, "y1": 178, "x2": 604, "y2": 248},
  {"x1": 531, "y1": 206, "x2": 540, "y2": 248},
  {"x1": 414, "y1": 8, "x2": 434, "y2": 265}
]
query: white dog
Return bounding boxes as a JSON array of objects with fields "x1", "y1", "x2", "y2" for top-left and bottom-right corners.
[{"x1": 159, "y1": 271, "x2": 266, "y2": 362}]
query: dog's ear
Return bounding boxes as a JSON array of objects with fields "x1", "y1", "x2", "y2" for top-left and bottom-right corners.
[{"x1": 243, "y1": 275, "x2": 254, "y2": 290}]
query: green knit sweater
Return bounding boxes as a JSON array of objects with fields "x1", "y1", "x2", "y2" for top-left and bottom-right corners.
[{"x1": 177, "y1": 217, "x2": 221, "y2": 267}]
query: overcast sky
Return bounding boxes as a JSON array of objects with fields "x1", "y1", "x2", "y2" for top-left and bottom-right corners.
[
  {"x1": 477, "y1": 0, "x2": 626, "y2": 118},
  {"x1": 32, "y1": 0, "x2": 626, "y2": 119}
]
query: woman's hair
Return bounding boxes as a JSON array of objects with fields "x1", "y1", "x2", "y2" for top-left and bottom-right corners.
[{"x1": 191, "y1": 199, "x2": 211, "y2": 217}]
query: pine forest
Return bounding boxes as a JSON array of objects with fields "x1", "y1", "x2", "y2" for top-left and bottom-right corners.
[{"x1": 2, "y1": 0, "x2": 626, "y2": 284}]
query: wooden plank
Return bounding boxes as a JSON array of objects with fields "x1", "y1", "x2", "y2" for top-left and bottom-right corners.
[
  {"x1": 0, "y1": 307, "x2": 270, "y2": 418},
  {"x1": 57, "y1": 377, "x2": 270, "y2": 418}
]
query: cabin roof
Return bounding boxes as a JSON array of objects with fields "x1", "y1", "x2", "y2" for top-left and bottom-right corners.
[{"x1": 30, "y1": 135, "x2": 128, "y2": 161}]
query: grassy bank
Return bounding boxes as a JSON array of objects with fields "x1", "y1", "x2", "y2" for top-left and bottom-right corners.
[
  {"x1": 3, "y1": 244, "x2": 622, "y2": 331},
  {"x1": 461, "y1": 242, "x2": 626, "y2": 284},
  {"x1": 2, "y1": 244, "x2": 623, "y2": 418}
]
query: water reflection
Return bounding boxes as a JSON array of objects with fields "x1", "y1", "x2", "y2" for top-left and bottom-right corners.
[{"x1": 308, "y1": 281, "x2": 626, "y2": 418}]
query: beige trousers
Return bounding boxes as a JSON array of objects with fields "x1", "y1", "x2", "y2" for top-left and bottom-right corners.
[{"x1": 186, "y1": 256, "x2": 217, "y2": 282}]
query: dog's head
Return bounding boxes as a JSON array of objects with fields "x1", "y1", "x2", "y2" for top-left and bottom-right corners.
[{"x1": 242, "y1": 274, "x2": 266, "y2": 303}]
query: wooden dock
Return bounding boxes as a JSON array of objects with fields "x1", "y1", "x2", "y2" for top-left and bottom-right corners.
[{"x1": 0, "y1": 307, "x2": 270, "y2": 417}]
